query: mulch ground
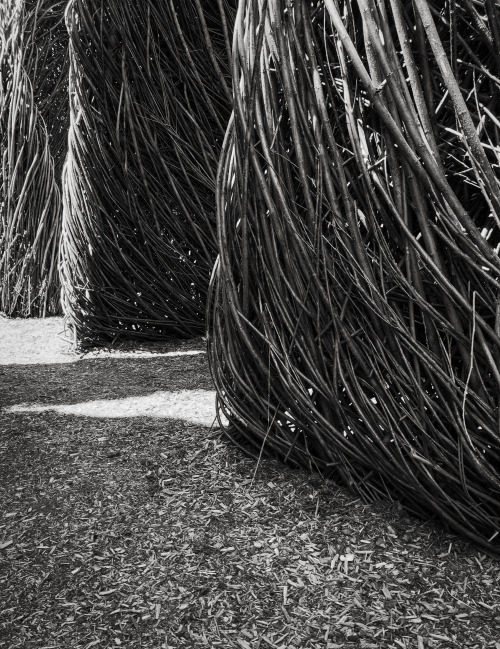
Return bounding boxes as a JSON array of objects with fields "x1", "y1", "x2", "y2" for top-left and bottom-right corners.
[{"x1": 0, "y1": 320, "x2": 500, "y2": 648}]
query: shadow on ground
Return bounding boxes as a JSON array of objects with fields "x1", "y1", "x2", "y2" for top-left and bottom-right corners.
[{"x1": 0, "y1": 352, "x2": 212, "y2": 409}]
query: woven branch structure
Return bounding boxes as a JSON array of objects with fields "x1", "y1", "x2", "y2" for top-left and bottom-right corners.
[
  {"x1": 0, "y1": 0, "x2": 62, "y2": 317},
  {"x1": 24, "y1": 0, "x2": 69, "y2": 180},
  {"x1": 61, "y1": 0, "x2": 235, "y2": 345},
  {"x1": 208, "y1": 0, "x2": 500, "y2": 551}
]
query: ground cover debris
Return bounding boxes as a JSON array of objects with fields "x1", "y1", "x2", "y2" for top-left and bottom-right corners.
[{"x1": 0, "y1": 319, "x2": 499, "y2": 648}]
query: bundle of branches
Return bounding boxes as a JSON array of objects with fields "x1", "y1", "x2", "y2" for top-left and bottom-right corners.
[
  {"x1": 0, "y1": 0, "x2": 61, "y2": 317},
  {"x1": 61, "y1": 0, "x2": 235, "y2": 346},
  {"x1": 208, "y1": 0, "x2": 500, "y2": 551},
  {"x1": 23, "y1": 0, "x2": 69, "y2": 179}
]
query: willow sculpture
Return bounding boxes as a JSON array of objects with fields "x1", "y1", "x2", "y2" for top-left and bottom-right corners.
[
  {"x1": 61, "y1": 0, "x2": 235, "y2": 345},
  {"x1": 24, "y1": 0, "x2": 69, "y2": 180},
  {"x1": 0, "y1": 0, "x2": 61, "y2": 317},
  {"x1": 208, "y1": 0, "x2": 500, "y2": 552}
]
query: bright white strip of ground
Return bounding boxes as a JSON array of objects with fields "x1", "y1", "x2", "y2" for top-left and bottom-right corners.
[
  {"x1": 6, "y1": 389, "x2": 225, "y2": 427},
  {"x1": 0, "y1": 316, "x2": 206, "y2": 365}
]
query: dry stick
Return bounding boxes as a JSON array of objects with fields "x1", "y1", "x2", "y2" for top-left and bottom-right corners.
[
  {"x1": 414, "y1": 0, "x2": 500, "y2": 219},
  {"x1": 193, "y1": 0, "x2": 232, "y2": 105},
  {"x1": 234, "y1": 0, "x2": 269, "y2": 315},
  {"x1": 274, "y1": 0, "x2": 316, "y2": 228},
  {"x1": 338, "y1": 3, "x2": 449, "y2": 362},
  {"x1": 216, "y1": 0, "x2": 233, "y2": 78},
  {"x1": 484, "y1": 0, "x2": 500, "y2": 75},
  {"x1": 387, "y1": 0, "x2": 440, "y2": 164},
  {"x1": 325, "y1": 0, "x2": 500, "y2": 272},
  {"x1": 168, "y1": 0, "x2": 225, "y2": 132},
  {"x1": 449, "y1": 0, "x2": 457, "y2": 79},
  {"x1": 412, "y1": 1, "x2": 437, "y2": 135},
  {"x1": 463, "y1": 0, "x2": 493, "y2": 48},
  {"x1": 407, "y1": 171, "x2": 479, "y2": 381},
  {"x1": 364, "y1": 0, "x2": 447, "y2": 192},
  {"x1": 216, "y1": 113, "x2": 268, "y2": 366},
  {"x1": 371, "y1": 170, "x2": 500, "y2": 352}
]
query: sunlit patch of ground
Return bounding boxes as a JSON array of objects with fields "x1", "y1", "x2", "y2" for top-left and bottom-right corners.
[
  {"x1": 0, "y1": 315, "x2": 206, "y2": 366},
  {"x1": 6, "y1": 389, "x2": 221, "y2": 427}
]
